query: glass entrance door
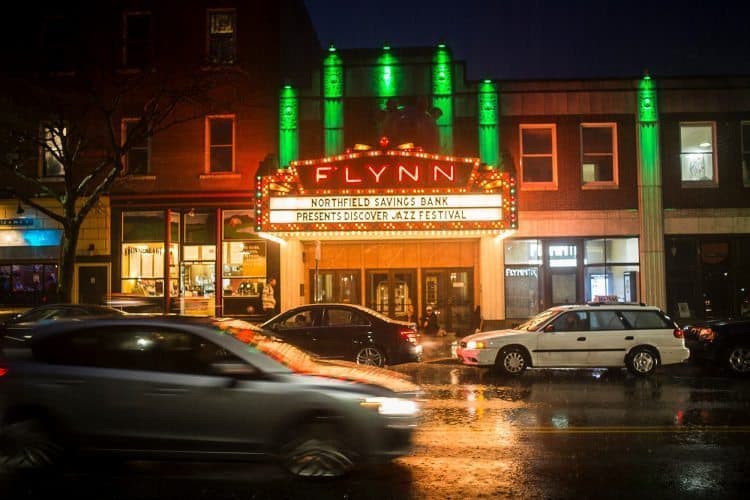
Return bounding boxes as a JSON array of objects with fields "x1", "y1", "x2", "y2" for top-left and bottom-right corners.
[
  {"x1": 422, "y1": 268, "x2": 474, "y2": 335},
  {"x1": 366, "y1": 269, "x2": 416, "y2": 322},
  {"x1": 546, "y1": 241, "x2": 580, "y2": 306}
]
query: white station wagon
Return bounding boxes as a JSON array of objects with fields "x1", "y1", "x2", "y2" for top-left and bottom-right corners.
[{"x1": 456, "y1": 304, "x2": 690, "y2": 376}]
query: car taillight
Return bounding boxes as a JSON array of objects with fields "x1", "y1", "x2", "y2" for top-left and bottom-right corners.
[
  {"x1": 0, "y1": 363, "x2": 7, "y2": 377},
  {"x1": 698, "y1": 328, "x2": 716, "y2": 342},
  {"x1": 399, "y1": 329, "x2": 418, "y2": 344},
  {"x1": 673, "y1": 328, "x2": 684, "y2": 339}
]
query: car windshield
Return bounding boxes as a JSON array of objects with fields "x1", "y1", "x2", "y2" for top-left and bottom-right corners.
[
  {"x1": 213, "y1": 318, "x2": 419, "y2": 393},
  {"x1": 514, "y1": 308, "x2": 562, "y2": 331}
]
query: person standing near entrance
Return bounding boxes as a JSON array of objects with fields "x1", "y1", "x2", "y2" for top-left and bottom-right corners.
[
  {"x1": 262, "y1": 277, "x2": 277, "y2": 319},
  {"x1": 421, "y1": 305, "x2": 440, "y2": 336}
]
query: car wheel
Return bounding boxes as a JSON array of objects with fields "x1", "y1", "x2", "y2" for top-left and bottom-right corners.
[
  {"x1": 279, "y1": 420, "x2": 354, "y2": 478},
  {"x1": 355, "y1": 346, "x2": 386, "y2": 367},
  {"x1": 495, "y1": 347, "x2": 527, "y2": 376},
  {"x1": 725, "y1": 345, "x2": 750, "y2": 375},
  {"x1": 0, "y1": 418, "x2": 63, "y2": 473},
  {"x1": 626, "y1": 347, "x2": 658, "y2": 376}
]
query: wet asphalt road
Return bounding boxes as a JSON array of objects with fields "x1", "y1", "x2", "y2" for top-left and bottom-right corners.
[{"x1": 2, "y1": 336, "x2": 749, "y2": 500}]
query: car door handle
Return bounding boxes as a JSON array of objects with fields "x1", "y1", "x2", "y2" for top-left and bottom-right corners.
[
  {"x1": 624, "y1": 336, "x2": 634, "y2": 340},
  {"x1": 577, "y1": 337, "x2": 586, "y2": 341},
  {"x1": 49, "y1": 378, "x2": 85, "y2": 387},
  {"x1": 148, "y1": 387, "x2": 189, "y2": 395}
]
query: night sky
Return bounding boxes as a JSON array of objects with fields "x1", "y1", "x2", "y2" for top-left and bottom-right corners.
[{"x1": 303, "y1": 0, "x2": 750, "y2": 81}]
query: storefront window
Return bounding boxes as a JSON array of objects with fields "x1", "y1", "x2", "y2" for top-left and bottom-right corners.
[
  {"x1": 0, "y1": 264, "x2": 58, "y2": 306},
  {"x1": 505, "y1": 240, "x2": 542, "y2": 318},
  {"x1": 121, "y1": 243, "x2": 164, "y2": 296},
  {"x1": 221, "y1": 210, "x2": 264, "y2": 317},
  {"x1": 583, "y1": 238, "x2": 639, "y2": 302},
  {"x1": 121, "y1": 211, "x2": 165, "y2": 298}
]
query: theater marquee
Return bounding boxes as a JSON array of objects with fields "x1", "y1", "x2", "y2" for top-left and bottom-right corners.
[{"x1": 256, "y1": 148, "x2": 517, "y2": 235}]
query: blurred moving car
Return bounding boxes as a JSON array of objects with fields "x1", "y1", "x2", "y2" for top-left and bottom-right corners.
[
  {"x1": 456, "y1": 303, "x2": 689, "y2": 377},
  {"x1": 0, "y1": 316, "x2": 421, "y2": 477},
  {"x1": 0, "y1": 303, "x2": 125, "y2": 343},
  {"x1": 682, "y1": 310, "x2": 750, "y2": 375},
  {"x1": 261, "y1": 303, "x2": 422, "y2": 367}
]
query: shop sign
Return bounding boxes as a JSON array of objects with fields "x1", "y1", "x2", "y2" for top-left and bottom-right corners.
[
  {"x1": 0, "y1": 218, "x2": 34, "y2": 227},
  {"x1": 257, "y1": 149, "x2": 517, "y2": 233}
]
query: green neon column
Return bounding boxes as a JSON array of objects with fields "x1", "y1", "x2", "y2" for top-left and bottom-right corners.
[
  {"x1": 376, "y1": 44, "x2": 398, "y2": 110},
  {"x1": 432, "y1": 43, "x2": 453, "y2": 154},
  {"x1": 323, "y1": 44, "x2": 344, "y2": 156},
  {"x1": 636, "y1": 74, "x2": 666, "y2": 310},
  {"x1": 478, "y1": 80, "x2": 499, "y2": 168},
  {"x1": 279, "y1": 85, "x2": 298, "y2": 168}
]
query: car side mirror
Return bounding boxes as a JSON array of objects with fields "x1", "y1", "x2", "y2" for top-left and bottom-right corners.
[{"x1": 544, "y1": 324, "x2": 555, "y2": 332}]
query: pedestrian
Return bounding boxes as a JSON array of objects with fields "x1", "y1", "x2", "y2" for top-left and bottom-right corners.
[
  {"x1": 262, "y1": 276, "x2": 277, "y2": 319},
  {"x1": 421, "y1": 305, "x2": 439, "y2": 336}
]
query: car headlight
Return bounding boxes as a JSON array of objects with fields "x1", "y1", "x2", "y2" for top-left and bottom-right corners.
[
  {"x1": 361, "y1": 397, "x2": 420, "y2": 416},
  {"x1": 466, "y1": 340, "x2": 487, "y2": 349}
]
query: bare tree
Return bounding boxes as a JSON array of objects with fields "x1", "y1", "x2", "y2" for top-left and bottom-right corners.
[{"x1": 0, "y1": 70, "x2": 221, "y2": 303}]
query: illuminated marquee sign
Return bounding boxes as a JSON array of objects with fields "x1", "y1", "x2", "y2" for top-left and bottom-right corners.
[{"x1": 256, "y1": 149, "x2": 517, "y2": 234}]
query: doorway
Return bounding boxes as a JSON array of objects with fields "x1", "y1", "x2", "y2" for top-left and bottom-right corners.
[
  {"x1": 366, "y1": 269, "x2": 416, "y2": 322},
  {"x1": 546, "y1": 241, "x2": 580, "y2": 306},
  {"x1": 76, "y1": 264, "x2": 109, "y2": 305},
  {"x1": 422, "y1": 268, "x2": 474, "y2": 334}
]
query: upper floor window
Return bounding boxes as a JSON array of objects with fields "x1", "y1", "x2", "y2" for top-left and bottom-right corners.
[
  {"x1": 207, "y1": 9, "x2": 236, "y2": 65},
  {"x1": 741, "y1": 121, "x2": 750, "y2": 187},
  {"x1": 680, "y1": 122, "x2": 717, "y2": 186},
  {"x1": 123, "y1": 11, "x2": 152, "y2": 68},
  {"x1": 581, "y1": 123, "x2": 618, "y2": 188},
  {"x1": 122, "y1": 118, "x2": 150, "y2": 175},
  {"x1": 40, "y1": 123, "x2": 66, "y2": 177},
  {"x1": 206, "y1": 116, "x2": 234, "y2": 173},
  {"x1": 41, "y1": 15, "x2": 75, "y2": 72},
  {"x1": 520, "y1": 124, "x2": 557, "y2": 190}
]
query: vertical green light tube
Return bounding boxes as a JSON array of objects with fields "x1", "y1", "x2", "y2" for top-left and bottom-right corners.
[
  {"x1": 432, "y1": 43, "x2": 453, "y2": 154},
  {"x1": 636, "y1": 74, "x2": 666, "y2": 310},
  {"x1": 279, "y1": 85, "x2": 298, "y2": 168},
  {"x1": 323, "y1": 44, "x2": 344, "y2": 156},
  {"x1": 376, "y1": 44, "x2": 398, "y2": 110},
  {"x1": 478, "y1": 80, "x2": 499, "y2": 168}
]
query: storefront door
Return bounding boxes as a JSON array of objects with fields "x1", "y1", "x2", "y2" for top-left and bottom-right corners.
[
  {"x1": 77, "y1": 264, "x2": 108, "y2": 305},
  {"x1": 423, "y1": 268, "x2": 474, "y2": 335},
  {"x1": 546, "y1": 242, "x2": 580, "y2": 306},
  {"x1": 366, "y1": 269, "x2": 416, "y2": 322}
]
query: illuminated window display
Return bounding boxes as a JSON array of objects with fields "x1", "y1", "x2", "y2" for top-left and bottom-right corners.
[
  {"x1": 121, "y1": 211, "x2": 165, "y2": 297},
  {"x1": 222, "y1": 210, "x2": 266, "y2": 316}
]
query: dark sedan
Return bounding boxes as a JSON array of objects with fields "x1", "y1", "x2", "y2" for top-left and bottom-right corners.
[
  {"x1": 1, "y1": 303, "x2": 125, "y2": 342},
  {"x1": 683, "y1": 310, "x2": 750, "y2": 375},
  {"x1": 261, "y1": 303, "x2": 422, "y2": 367},
  {"x1": 0, "y1": 316, "x2": 421, "y2": 477}
]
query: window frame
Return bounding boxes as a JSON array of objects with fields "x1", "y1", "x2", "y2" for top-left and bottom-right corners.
[
  {"x1": 206, "y1": 8, "x2": 237, "y2": 65},
  {"x1": 121, "y1": 118, "x2": 151, "y2": 176},
  {"x1": 580, "y1": 122, "x2": 618, "y2": 189},
  {"x1": 519, "y1": 124, "x2": 558, "y2": 191},
  {"x1": 679, "y1": 121, "x2": 718, "y2": 188},
  {"x1": 205, "y1": 115, "x2": 236, "y2": 173},
  {"x1": 122, "y1": 10, "x2": 152, "y2": 69},
  {"x1": 39, "y1": 122, "x2": 67, "y2": 178}
]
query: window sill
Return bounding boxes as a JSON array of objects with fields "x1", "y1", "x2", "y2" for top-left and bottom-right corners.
[
  {"x1": 582, "y1": 183, "x2": 619, "y2": 190},
  {"x1": 520, "y1": 183, "x2": 558, "y2": 191},
  {"x1": 200, "y1": 173, "x2": 241, "y2": 180},
  {"x1": 680, "y1": 181, "x2": 719, "y2": 189}
]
